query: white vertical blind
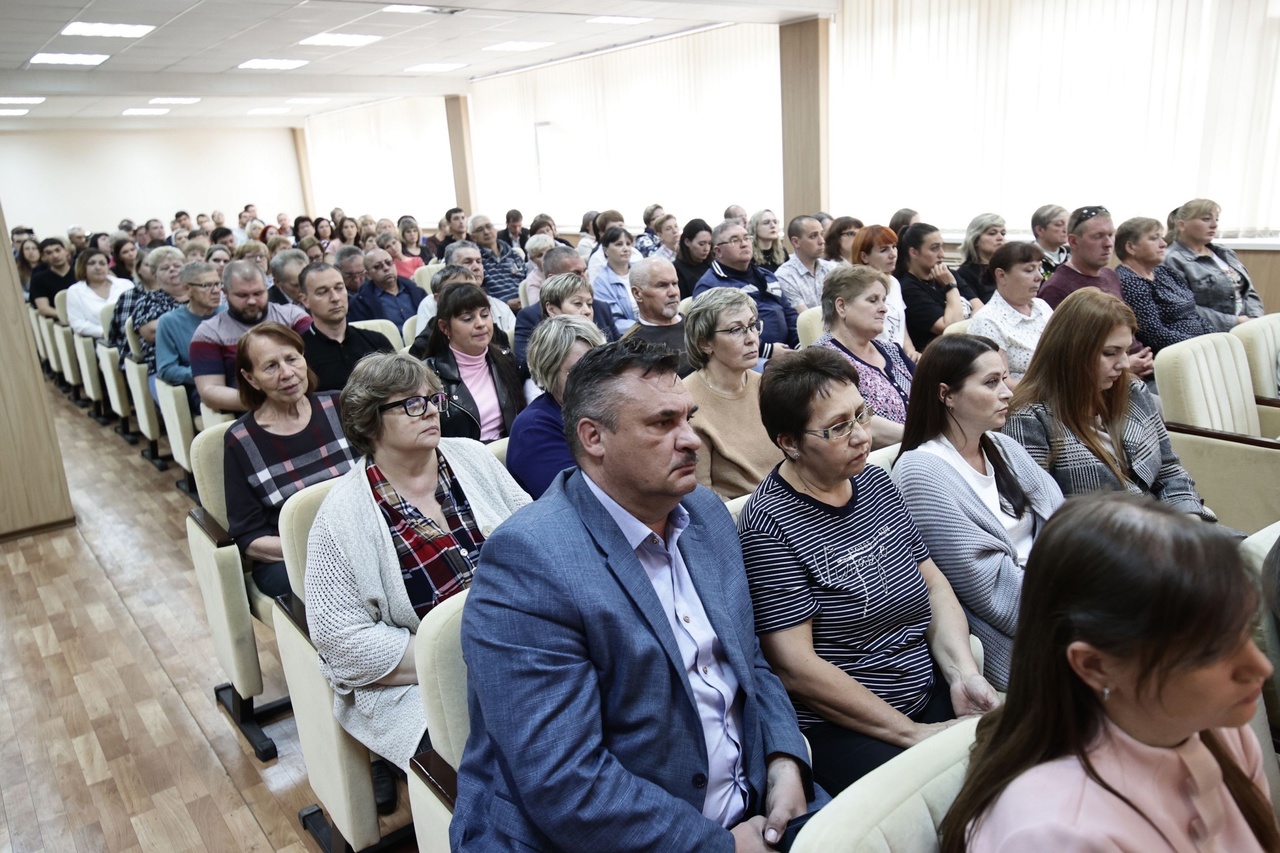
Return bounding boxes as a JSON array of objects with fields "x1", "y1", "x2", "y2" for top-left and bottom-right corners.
[
  {"x1": 828, "y1": 0, "x2": 1280, "y2": 234},
  {"x1": 467, "y1": 24, "x2": 785, "y2": 231},
  {"x1": 306, "y1": 96, "x2": 454, "y2": 224}
]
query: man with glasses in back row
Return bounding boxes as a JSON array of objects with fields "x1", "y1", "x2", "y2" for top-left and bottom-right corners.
[
  {"x1": 156, "y1": 260, "x2": 225, "y2": 412},
  {"x1": 693, "y1": 220, "x2": 798, "y2": 360},
  {"x1": 346, "y1": 246, "x2": 426, "y2": 327}
]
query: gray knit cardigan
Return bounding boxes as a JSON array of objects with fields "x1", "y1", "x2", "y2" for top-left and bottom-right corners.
[{"x1": 892, "y1": 431, "x2": 1064, "y2": 690}]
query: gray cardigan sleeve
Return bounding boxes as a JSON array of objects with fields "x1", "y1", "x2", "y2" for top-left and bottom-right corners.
[{"x1": 1001, "y1": 406, "x2": 1054, "y2": 473}]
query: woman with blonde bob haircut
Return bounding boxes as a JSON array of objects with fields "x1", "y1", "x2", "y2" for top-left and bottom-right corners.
[
  {"x1": 1162, "y1": 198, "x2": 1265, "y2": 330},
  {"x1": 941, "y1": 493, "x2": 1277, "y2": 852},
  {"x1": 1002, "y1": 289, "x2": 1218, "y2": 521}
]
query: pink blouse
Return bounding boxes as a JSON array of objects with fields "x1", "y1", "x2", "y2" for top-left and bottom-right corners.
[
  {"x1": 969, "y1": 720, "x2": 1269, "y2": 852},
  {"x1": 452, "y1": 346, "x2": 503, "y2": 441}
]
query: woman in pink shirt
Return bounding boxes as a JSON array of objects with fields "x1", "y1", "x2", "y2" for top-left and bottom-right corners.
[{"x1": 941, "y1": 493, "x2": 1278, "y2": 852}]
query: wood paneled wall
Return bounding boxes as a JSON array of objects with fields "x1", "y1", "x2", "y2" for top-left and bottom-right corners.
[
  {"x1": 779, "y1": 18, "x2": 829, "y2": 223},
  {"x1": 1235, "y1": 250, "x2": 1280, "y2": 313}
]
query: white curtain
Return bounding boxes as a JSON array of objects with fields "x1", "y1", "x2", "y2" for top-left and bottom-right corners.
[
  {"x1": 467, "y1": 24, "x2": 785, "y2": 232},
  {"x1": 828, "y1": 0, "x2": 1280, "y2": 235}
]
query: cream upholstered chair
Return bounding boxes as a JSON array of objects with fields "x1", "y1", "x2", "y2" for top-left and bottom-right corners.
[
  {"x1": 186, "y1": 420, "x2": 292, "y2": 762},
  {"x1": 1241, "y1": 522, "x2": 1280, "y2": 818},
  {"x1": 156, "y1": 377, "x2": 204, "y2": 498},
  {"x1": 122, "y1": 317, "x2": 170, "y2": 470},
  {"x1": 867, "y1": 443, "x2": 900, "y2": 474},
  {"x1": 95, "y1": 303, "x2": 138, "y2": 442},
  {"x1": 200, "y1": 402, "x2": 235, "y2": 429},
  {"x1": 1233, "y1": 313, "x2": 1280, "y2": 401},
  {"x1": 401, "y1": 315, "x2": 420, "y2": 347},
  {"x1": 725, "y1": 493, "x2": 750, "y2": 523},
  {"x1": 27, "y1": 305, "x2": 47, "y2": 366},
  {"x1": 792, "y1": 716, "x2": 980, "y2": 853},
  {"x1": 487, "y1": 437, "x2": 508, "y2": 466},
  {"x1": 679, "y1": 296, "x2": 693, "y2": 317},
  {"x1": 942, "y1": 318, "x2": 971, "y2": 336},
  {"x1": 71, "y1": 316, "x2": 110, "y2": 424},
  {"x1": 52, "y1": 289, "x2": 86, "y2": 405},
  {"x1": 350, "y1": 318, "x2": 404, "y2": 350},
  {"x1": 409, "y1": 588, "x2": 470, "y2": 852},
  {"x1": 1153, "y1": 333, "x2": 1280, "y2": 534},
  {"x1": 38, "y1": 312, "x2": 63, "y2": 376},
  {"x1": 414, "y1": 262, "x2": 443, "y2": 291},
  {"x1": 518, "y1": 278, "x2": 531, "y2": 311},
  {"x1": 797, "y1": 306, "x2": 824, "y2": 347}
]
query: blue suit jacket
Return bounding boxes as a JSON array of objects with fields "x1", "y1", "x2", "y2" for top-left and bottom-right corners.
[
  {"x1": 345, "y1": 277, "x2": 425, "y2": 323},
  {"x1": 452, "y1": 470, "x2": 812, "y2": 852}
]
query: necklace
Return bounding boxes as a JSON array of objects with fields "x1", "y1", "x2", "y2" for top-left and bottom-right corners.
[{"x1": 700, "y1": 371, "x2": 744, "y2": 397}]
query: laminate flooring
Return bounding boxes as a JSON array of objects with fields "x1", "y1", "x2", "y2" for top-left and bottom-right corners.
[{"x1": 1, "y1": 381, "x2": 416, "y2": 852}]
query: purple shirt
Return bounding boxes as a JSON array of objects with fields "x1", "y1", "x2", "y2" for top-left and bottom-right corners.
[
  {"x1": 1039, "y1": 264, "x2": 1123, "y2": 309},
  {"x1": 583, "y1": 475, "x2": 749, "y2": 828}
]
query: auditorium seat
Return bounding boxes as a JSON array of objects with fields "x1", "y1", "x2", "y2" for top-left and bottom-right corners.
[
  {"x1": 199, "y1": 402, "x2": 235, "y2": 430},
  {"x1": 350, "y1": 318, "x2": 404, "y2": 350},
  {"x1": 797, "y1": 306, "x2": 823, "y2": 347},
  {"x1": 414, "y1": 263, "x2": 443, "y2": 292},
  {"x1": 679, "y1": 296, "x2": 693, "y2": 317},
  {"x1": 38, "y1": 312, "x2": 63, "y2": 378},
  {"x1": 27, "y1": 305, "x2": 48, "y2": 367},
  {"x1": 186, "y1": 420, "x2": 292, "y2": 762},
  {"x1": 95, "y1": 303, "x2": 138, "y2": 444},
  {"x1": 1244, "y1": 521, "x2": 1280, "y2": 746},
  {"x1": 791, "y1": 716, "x2": 980, "y2": 853},
  {"x1": 401, "y1": 315, "x2": 419, "y2": 346},
  {"x1": 155, "y1": 377, "x2": 203, "y2": 498},
  {"x1": 726, "y1": 493, "x2": 749, "y2": 522},
  {"x1": 1233, "y1": 313, "x2": 1280, "y2": 401},
  {"x1": 122, "y1": 317, "x2": 170, "y2": 470},
  {"x1": 72, "y1": 322, "x2": 110, "y2": 425},
  {"x1": 487, "y1": 437, "x2": 508, "y2": 465},
  {"x1": 867, "y1": 442, "x2": 899, "y2": 474},
  {"x1": 518, "y1": 278, "x2": 531, "y2": 311},
  {"x1": 52, "y1": 289, "x2": 86, "y2": 406},
  {"x1": 942, "y1": 319, "x2": 971, "y2": 336}
]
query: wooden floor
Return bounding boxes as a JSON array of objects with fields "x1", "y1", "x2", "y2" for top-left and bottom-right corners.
[{"x1": 0, "y1": 379, "x2": 416, "y2": 852}]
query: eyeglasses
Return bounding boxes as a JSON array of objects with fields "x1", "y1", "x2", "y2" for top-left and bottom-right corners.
[
  {"x1": 803, "y1": 404, "x2": 875, "y2": 441},
  {"x1": 378, "y1": 393, "x2": 448, "y2": 417},
  {"x1": 1069, "y1": 206, "x2": 1110, "y2": 232},
  {"x1": 715, "y1": 235, "x2": 753, "y2": 247},
  {"x1": 187, "y1": 281, "x2": 223, "y2": 290},
  {"x1": 244, "y1": 253, "x2": 267, "y2": 262},
  {"x1": 369, "y1": 260, "x2": 395, "y2": 271},
  {"x1": 713, "y1": 320, "x2": 763, "y2": 338}
]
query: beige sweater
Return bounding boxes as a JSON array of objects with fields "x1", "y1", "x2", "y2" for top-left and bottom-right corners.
[{"x1": 683, "y1": 370, "x2": 782, "y2": 500}]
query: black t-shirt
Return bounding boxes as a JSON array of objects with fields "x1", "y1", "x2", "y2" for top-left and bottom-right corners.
[
  {"x1": 901, "y1": 272, "x2": 957, "y2": 349},
  {"x1": 954, "y1": 263, "x2": 994, "y2": 304},
  {"x1": 673, "y1": 258, "x2": 710, "y2": 299},
  {"x1": 28, "y1": 267, "x2": 75, "y2": 308},
  {"x1": 303, "y1": 324, "x2": 396, "y2": 392}
]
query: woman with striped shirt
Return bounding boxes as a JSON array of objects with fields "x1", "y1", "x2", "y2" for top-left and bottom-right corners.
[{"x1": 738, "y1": 347, "x2": 999, "y2": 794}]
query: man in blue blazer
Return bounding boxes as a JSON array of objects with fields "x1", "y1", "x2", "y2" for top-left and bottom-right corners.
[
  {"x1": 453, "y1": 338, "x2": 815, "y2": 852},
  {"x1": 345, "y1": 247, "x2": 424, "y2": 326}
]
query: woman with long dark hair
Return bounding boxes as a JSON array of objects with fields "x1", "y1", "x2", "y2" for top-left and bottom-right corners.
[
  {"x1": 674, "y1": 218, "x2": 713, "y2": 298},
  {"x1": 896, "y1": 222, "x2": 976, "y2": 349},
  {"x1": 941, "y1": 493, "x2": 1277, "y2": 851}
]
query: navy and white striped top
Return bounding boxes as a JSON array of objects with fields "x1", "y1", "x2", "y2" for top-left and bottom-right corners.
[{"x1": 737, "y1": 464, "x2": 935, "y2": 727}]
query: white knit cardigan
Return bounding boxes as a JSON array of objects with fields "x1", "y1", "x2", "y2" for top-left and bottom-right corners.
[{"x1": 304, "y1": 438, "x2": 530, "y2": 769}]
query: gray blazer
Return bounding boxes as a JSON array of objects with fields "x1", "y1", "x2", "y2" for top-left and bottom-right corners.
[
  {"x1": 1001, "y1": 380, "x2": 1214, "y2": 521},
  {"x1": 1161, "y1": 241, "x2": 1264, "y2": 331},
  {"x1": 893, "y1": 432, "x2": 1064, "y2": 690}
]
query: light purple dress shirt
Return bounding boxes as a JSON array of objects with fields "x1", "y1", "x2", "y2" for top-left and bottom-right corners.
[{"x1": 584, "y1": 475, "x2": 750, "y2": 827}]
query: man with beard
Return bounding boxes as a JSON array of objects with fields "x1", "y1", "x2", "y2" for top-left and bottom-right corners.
[
  {"x1": 190, "y1": 259, "x2": 311, "y2": 413},
  {"x1": 621, "y1": 258, "x2": 691, "y2": 376}
]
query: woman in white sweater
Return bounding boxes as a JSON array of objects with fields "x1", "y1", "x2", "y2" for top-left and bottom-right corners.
[
  {"x1": 893, "y1": 335, "x2": 1063, "y2": 689},
  {"x1": 66, "y1": 248, "x2": 131, "y2": 339},
  {"x1": 305, "y1": 353, "x2": 529, "y2": 775}
]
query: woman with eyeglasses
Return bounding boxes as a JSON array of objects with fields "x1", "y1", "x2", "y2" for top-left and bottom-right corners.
[
  {"x1": 824, "y1": 216, "x2": 864, "y2": 264},
  {"x1": 681, "y1": 288, "x2": 783, "y2": 499},
  {"x1": 305, "y1": 351, "x2": 527, "y2": 808},
  {"x1": 749, "y1": 209, "x2": 789, "y2": 272},
  {"x1": 893, "y1": 335, "x2": 1064, "y2": 690},
  {"x1": 738, "y1": 346, "x2": 998, "y2": 795}
]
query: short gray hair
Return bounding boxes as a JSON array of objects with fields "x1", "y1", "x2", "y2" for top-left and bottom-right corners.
[
  {"x1": 334, "y1": 245, "x2": 364, "y2": 267},
  {"x1": 222, "y1": 258, "x2": 266, "y2": 289},
  {"x1": 444, "y1": 240, "x2": 480, "y2": 265},
  {"x1": 711, "y1": 219, "x2": 744, "y2": 246},
  {"x1": 179, "y1": 260, "x2": 215, "y2": 284},
  {"x1": 269, "y1": 248, "x2": 307, "y2": 281},
  {"x1": 628, "y1": 257, "x2": 666, "y2": 293},
  {"x1": 1031, "y1": 204, "x2": 1067, "y2": 235},
  {"x1": 542, "y1": 246, "x2": 579, "y2": 275},
  {"x1": 144, "y1": 245, "x2": 184, "y2": 275},
  {"x1": 430, "y1": 263, "x2": 475, "y2": 295},
  {"x1": 540, "y1": 273, "x2": 592, "y2": 311},
  {"x1": 524, "y1": 233, "x2": 556, "y2": 261},
  {"x1": 684, "y1": 287, "x2": 757, "y2": 371},
  {"x1": 960, "y1": 213, "x2": 1005, "y2": 265},
  {"x1": 466, "y1": 214, "x2": 490, "y2": 232},
  {"x1": 528, "y1": 314, "x2": 606, "y2": 394},
  {"x1": 339, "y1": 352, "x2": 444, "y2": 458}
]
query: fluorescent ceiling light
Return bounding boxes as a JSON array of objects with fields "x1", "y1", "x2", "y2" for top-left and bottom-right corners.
[
  {"x1": 0, "y1": 109, "x2": 30, "y2": 116},
  {"x1": 61, "y1": 22, "x2": 156, "y2": 38},
  {"x1": 31, "y1": 53, "x2": 110, "y2": 66},
  {"x1": 248, "y1": 107, "x2": 291, "y2": 115},
  {"x1": 149, "y1": 97, "x2": 200, "y2": 104},
  {"x1": 484, "y1": 41, "x2": 554, "y2": 52},
  {"x1": 300, "y1": 33, "x2": 382, "y2": 47},
  {"x1": 238, "y1": 58, "x2": 308, "y2": 70},
  {"x1": 0, "y1": 97, "x2": 44, "y2": 104},
  {"x1": 404, "y1": 62, "x2": 467, "y2": 72},
  {"x1": 586, "y1": 16, "x2": 653, "y2": 25},
  {"x1": 286, "y1": 97, "x2": 330, "y2": 104},
  {"x1": 382, "y1": 4, "x2": 459, "y2": 12},
  {"x1": 123, "y1": 108, "x2": 169, "y2": 116}
]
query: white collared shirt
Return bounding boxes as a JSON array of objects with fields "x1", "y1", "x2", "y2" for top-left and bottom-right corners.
[{"x1": 967, "y1": 290, "x2": 1053, "y2": 379}]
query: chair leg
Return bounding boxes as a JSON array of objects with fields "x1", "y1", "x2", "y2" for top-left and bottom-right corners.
[
  {"x1": 297, "y1": 804, "x2": 415, "y2": 853},
  {"x1": 70, "y1": 385, "x2": 90, "y2": 408},
  {"x1": 213, "y1": 683, "x2": 292, "y2": 762},
  {"x1": 114, "y1": 415, "x2": 140, "y2": 445},
  {"x1": 176, "y1": 469, "x2": 200, "y2": 503},
  {"x1": 140, "y1": 438, "x2": 171, "y2": 470},
  {"x1": 89, "y1": 400, "x2": 113, "y2": 426}
]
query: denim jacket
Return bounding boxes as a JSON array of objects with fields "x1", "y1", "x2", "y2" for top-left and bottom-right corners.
[{"x1": 1160, "y1": 241, "x2": 1264, "y2": 331}]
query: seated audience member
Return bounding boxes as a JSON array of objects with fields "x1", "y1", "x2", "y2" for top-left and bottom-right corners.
[
  {"x1": 738, "y1": 346, "x2": 998, "y2": 795},
  {"x1": 955, "y1": 214, "x2": 1006, "y2": 304},
  {"x1": 15, "y1": 238, "x2": 41, "y2": 294},
  {"x1": 225, "y1": 323, "x2": 357, "y2": 598},
  {"x1": 724, "y1": 202, "x2": 749, "y2": 225},
  {"x1": 183, "y1": 238, "x2": 210, "y2": 261},
  {"x1": 313, "y1": 217, "x2": 332, "y2": 248},
  {"x1": 205, "y1": 243, "x2": 232, "y2": 277},
  {"x1": 335, "y1": 245, "x2": 366, "y2": 296},
  {"x1": 297, "y1": 236, "x2": 325, "y2": 265},
  {"x1": 1115, "y1": 217, "x2": 1215, "y2": 353},
  {"x1": 518, "y1": 233, "x2": 556, "y2": 307},
  {"x1": 110, "y1": 237, "x2": 138, "y2": 281},
  {"x1": 376, "y1": 230, "x2": 422, "y2": 282},
  {"x1": 210, "y1": 227, "x2": 236, "y2": 252},
  {"x1": 28, "y1": 237, "x2": 76, "y2": 320},
  {"x1": 1162, "y1": 198, "x2": 1266, "y2": 330},
  {"x1": 897, "y1": 222, "x2": 975, "y2": 349},
  {"x1": 412, "y1": 252, "x2": 516, "y2": 340},
  {"x1": 621, "y1": 257, "x2": 691, "y2": 377},
  {"x1": 592, "y1": 225, "x2": 639, "y2": 336},
  {"x1": 397, "y1": 216, "x2": 423, "y2": 263},
  {"x1": 506, "y1": 315, "x2": 605, "y2": 497},
  {"x1": 453, "y1": 336, "x2": 816, "y2": 851},
  {"x1": 233, "y1": 240, "x2": 270, "y2": 281},
  {"x1": 1031, "y1": 204, "x2": 1070, "y2": 278},
  {"x1": 299, "y1": 262, "x2": 395, "y2": 392},
  {"x1": 888, "y1": 207, "x2": 919, "y2": 238},
  {"x1": 823, "y1": 216, "x2": 862, "y2": 265},
  {"x1": 432, "y1": 207, "x2": 468, "y2": 261},
  {"x1": 512, "y1": 260, "x2": 618, "y2": 366},
  {"x1": 852, "y1": 225, "x2": 918, "y2": 360},
  {"x1": 267, "y1": 248, "x2": 308, "y2": 307},
  {"x1": 649, "y1": 212, "x2": 681, "y2": 263},
  {"x1": 694, "y1": 219, "x2": 799, "y2": 358},
  {"x1": 327, "y1": 216, "x2": 361, "y2": 258},
  {"x1": 468, "y1": 214, "x2": 526, "y2": 313},
  {"x1": 1003, "y1": 289, "x2": 1219, "y2": 522},
  {"x1": 585, "y1": 209, "x2": 643, "y2": 282},
  {"x1": 574, "y1": 209, "x2": 598, "y2": 260},
  {"x1": 306, "y1": 352, "x2": 527, "y2": 784},
  {"x1": 749, "y1": 209, "x2": 788, "y2": 273},
  {"x1": 527, "y1": 212, "x2": 568, "y2": 247},
  {"x1": 632, "y1": 203, "x2": 663, "y2": 258},
  {"x1": 66, "y1": 249, "x2": 131, "y2": 339},
  {"x1": 893, "y1": 335, "x2": 1064, "y2": 689},
  {"x1": 266, "y1": 235, "x2": 293, "y2": 260},
  {"x1": 346, "y1": 247, "x2": 425, "y2": 326},
  {"x1": 774, "y1": 215, "x2": 836, "y2": 313},
  {"x1": 942, "y1": 494, "x2": 1275, "y2": 853},
  {"x1": 496, "y1": 208, "x2": 525, "y2": 251},
  {"x1": 293, "y1": 215, "x2": 314, "y2": 243},
  {"x1": 420, "y1": 283, "x2": 524, "y2": 441},
  {"x1": 682, "y1": 288, "x2": 783, "y2": 499},
  {"x1": 813, "y1": 264, "x2": 915, "y2": 448},
  {"x1": 156, "y1": 261, "x2": 224, "y2": 410},
  {"x1": 673, "y1": 218, "x2": 713, "y2": 299},
  {"x1": 967, "y1": 242, "x2": 1053, "y2": 385},
  {"x1": 191, "y1": 260, "x2": 312, "y2": 414},
  {"x1": 125, "y1": 247, "x2": 186, "y2": 370}
]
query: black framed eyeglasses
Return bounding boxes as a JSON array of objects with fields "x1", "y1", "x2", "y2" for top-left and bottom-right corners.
[
  {"x1": 713, "y1": 319, "x2": 764, "y2": 338},
  {"x1": 803, "y1": 404, "x2": 874, "y2": 440},
  {"x1": 378, "y1": 393, "x2": 448, "y2": 417},
  {"x1": 1069, "y1": 206, "x2": 1110, "y2": 233}
]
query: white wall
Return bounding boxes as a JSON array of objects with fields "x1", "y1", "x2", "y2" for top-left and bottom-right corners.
[
  {"x1": 467, "y1": 24, "x2": 785, "y2": 233},
  {"x1": 305, "y1": 97, "x2": 454, "y2": 228},
  {"x1": 0, "y1": 128, "x2": 304, "y2": 239}
]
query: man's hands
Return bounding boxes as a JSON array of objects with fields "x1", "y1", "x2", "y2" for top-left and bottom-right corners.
[{"x1": 1128, "y1": 346, "x2": 1154, "y2": 378}]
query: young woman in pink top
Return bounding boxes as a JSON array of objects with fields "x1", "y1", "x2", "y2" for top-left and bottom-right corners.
[{"x1": 942, "y1": 493, "x2": 1279, "y2": 852}]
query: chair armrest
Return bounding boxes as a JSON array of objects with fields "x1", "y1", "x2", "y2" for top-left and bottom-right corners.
[
  {"x1": 189, "y1": 507, "x2": 234, "y2": 547},
  {"x1": 1164, "y1": 424, "x2": 1280, "y2": 535},
  {"x1": 1259, "y1": 396, "x2": 1280, "y2": 409},
  {"x1": 410, "y1": 750, "x2": 457, "y2": 811},
  {"x1": 1165, "y1": 422, "x2": 1280, "y2": 450},
  {"x1": 274, "y1": 590, "x2": 311, "y2": 642}
]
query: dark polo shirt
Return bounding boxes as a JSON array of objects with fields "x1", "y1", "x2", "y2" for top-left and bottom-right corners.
[{"x1": 303, "y1": 323, "x2": 395, "y2": 392}]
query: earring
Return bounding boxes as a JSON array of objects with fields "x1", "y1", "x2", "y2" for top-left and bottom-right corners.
[{"x1": 1102, "y1": 686, "x2": 1111, "y2": 702}]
